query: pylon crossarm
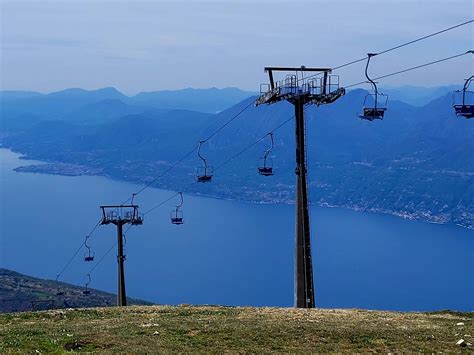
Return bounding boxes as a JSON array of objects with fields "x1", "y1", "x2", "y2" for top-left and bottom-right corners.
[{"x1": 100, "y1": 205, "x2": 143, "y2": 225}]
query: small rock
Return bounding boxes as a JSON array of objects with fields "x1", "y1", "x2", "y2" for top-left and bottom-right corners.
[
  {"x1": 456, "y1": 339, "x2": 466, "y2": 347},
  {"x1": 153, "y1": 331, "x2": 159, "y2": 336},
  {"x1": 456, "y1": 322, "x2": 465, "y2": 326}
]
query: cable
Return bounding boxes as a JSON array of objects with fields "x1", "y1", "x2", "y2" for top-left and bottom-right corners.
[
  {"x1": 214, "y1": 115, "x2": 294, "y2": 171},
  {"x1": 120, "y1": 147, "x2": 197, "y2": 205},
  {"x1": 121, "y1": 99, "x2": 254, "y2": 205},
  {"x1": 80, "y1": 47, "x2": 470, "y2": 287},
  {"x1": 61, "y1": 20, "x2": 474, "y2": 285},
  {"x1": 83, "y1": 101, "x2": 254, "y2": 278},
  {"x1": 81, "y1": 222, "x2": 137, "y2": 283},
  {"x1": 83, "y1": 241, "x2": 117, "y2": 280},
  {"x1": 142, "y1": 114, "x2": 296, "y2": 216},
  {"x1": 55, "y1": 244, "x2": 83, "y2": 281},
  {"x1": 143, "y1": 191, "x2": 182, "y2": 216},
  {"x1": 140, "y1": 51, "x2": 473, "y2": 218},
  {"x1": 139, "y1": 44, "x2": 471, "y2": 221},
  {"x1": 203, "y1": 100, "x2": 254, "y2": 142},
  {"x1": 376, "y1": 20, "x2": 473, "y2": 57},
  {"x1": 55, "y1": 219, "x2": 102, "y2": 281},
  {"x1": 333, "y1": 20, "x2": 473, "y2": 71},
  {"x1": 299, "y1": 20, "x2": 473, "y2": 83},
  {"x1": 344, "y1": 50, "x2": 473, "y2": 89},
  {"x1": 70, "y1": 100, "x2": 253, "y2": 280}
]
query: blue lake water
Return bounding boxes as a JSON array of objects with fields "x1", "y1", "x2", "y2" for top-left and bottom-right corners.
[{"x1": 0, "y1": 148, "x2": 473, "y2": 311}]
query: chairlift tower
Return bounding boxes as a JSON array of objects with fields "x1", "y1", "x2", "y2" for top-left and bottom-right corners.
[
  {"x1": 100, "y1": 204, "x2": 143, "y2": 306},
  {"x1": 256, "y1": 66, "x2": 345, "y2": 308}
]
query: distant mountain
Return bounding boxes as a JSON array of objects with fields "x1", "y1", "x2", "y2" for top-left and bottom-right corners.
[
  {"x1": 85, "y1": 109, "x2": 213, "y2": 161},
  {"x1": 0, "y1": 87, "x2": 130, "y2": 123},
  {"x1": 1, "y1": 88, "x2": 473, "y2": 228},
  {"x1": 0, "y1": 112, "x2": 44, "y2": 132},
  {"x1": 382, "y1": 85, "x2": 461, "y2": 106},
  {"x1": 63, "y1": 99, "x2": 165, "y2": 126},
  {"x1": 46, "y1": 87, "x2": 128, "y2": 101},
  {"x1": 0, "y1": 90, "x2": 43, "y2": 101},
  {"x1": 0, "y1": 268, "x2": 151, "y2": 313},
  {"x1": 0, "y1": 87, "x2": 256, "y2": 129},
  {"x1": 130, "y1": 87, "x2": 257, "y2": 113}
]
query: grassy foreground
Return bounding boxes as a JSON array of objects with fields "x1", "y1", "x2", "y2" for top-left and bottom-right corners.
[{"x1": 0, "y1": 305, "x2": 472, "y2": 353}]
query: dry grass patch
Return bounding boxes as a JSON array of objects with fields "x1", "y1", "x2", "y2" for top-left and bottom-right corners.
[{"x1": 0, "y1": 305, "x2": 472, "y2": 353}]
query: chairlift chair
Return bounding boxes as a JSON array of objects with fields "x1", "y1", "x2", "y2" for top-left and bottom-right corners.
[
  {"x1": 83, "y1": 274, "x2": 91, "y2": 295},
  {"x1": 196, "y1": 140, "x2": 213, "y2": 182},
  {"x1": 83, "y1": 235, "x2": 95, "y2": 262},
  {"x1": 84, "y1": 251, "x2": 95, "y2": 262},
  {"x1": 258, "y1": 158, "x2": 274, "y2": 176},
  {"x1": 361, "y1": 93, "x2": 388, "y2": 120},
  {"x1": 171, "y1": 209, "x2": 183, "y2": 225},
  {"x1": 196, "y1": 166, "x2": 213, "y2": 182},
  {"x1": 453, "y1": 75, "x2": 474, "y2": 119},
  {"x1": 54, "y1": 275, "x2": 65, "y2": 296},
  {"x1": 258, "y1": 133, "x2": 275, "y2": 176},
  {"x1": 359, "y1": 53, "x2": 388, "y2": 121},
  {"x1": 170, "y1": 192, "x2": 184, "y2": 225}
]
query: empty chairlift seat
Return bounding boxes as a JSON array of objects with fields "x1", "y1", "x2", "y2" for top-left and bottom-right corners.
[
  {"x1": 170, "y1": 192, "x2": 184, "y2": 225},
  {"x1": 196, "y1": 140, "x2": 213, "y2": 183},
  {"x1": 453, "y1": 75, "x2": 474, "y2": 119},
  {"x1": 83, "y1": 235, "x2": 95, "y2": 262},
  {"x1": 258, "y1": 132, "x2": 275, "y2": 176},
  {"x1": 358, "y1": 53, "x2": 389, "y2": 121},
  {"x1": 360, "y1": 93, "x2": 388, "y2": 120}
]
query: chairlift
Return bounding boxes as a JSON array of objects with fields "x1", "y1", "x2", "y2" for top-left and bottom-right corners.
[
  {"x1": 258, "y1": 133, "x2": 274, "y2": 176},
  {"x1": 453, "y1": 75, "x2": 474, "y2": 119},
  {"x1": 170, "y1": 192, "x2": 184, "y2": 225},
  {"x1": 359, "y1": 53, "x2": 388, "y2": 121},
  {"x1": 83, "y1": 235, "x2": 95, "y2": 262},
  {"x1": 196, "y1": 140, "x2": 213, "y2": 182},
  {"x1": 83, "y1": 274, "x2": 91, "y2": 295},
  {"x1": 55, "y1": 274, "x2": 65, "y2": 296}
]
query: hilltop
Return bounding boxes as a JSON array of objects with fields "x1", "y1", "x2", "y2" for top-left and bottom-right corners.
[
  {"x1": 0, "y1": 305, "x2": 472, "y2": 352},
  {"x1": 0, "y1": 268, "x2": 150, "y2": 313}
]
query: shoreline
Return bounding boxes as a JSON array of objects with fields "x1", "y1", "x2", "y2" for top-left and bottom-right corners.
[{"x1": 10, "y1": 157, "x2": 474, "y2": 231}]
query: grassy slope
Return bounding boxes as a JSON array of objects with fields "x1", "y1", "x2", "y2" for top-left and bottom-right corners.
[
  {"x1": 0, "y1": 306, "x2": 472, "y2": 353},
  {"x1": 0, "y1": 268, "x2": 150, "y2": 313}
]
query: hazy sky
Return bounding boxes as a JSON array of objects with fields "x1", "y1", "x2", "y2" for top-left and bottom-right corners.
[{"x1": 1, "y1": 0, "x2": 472, "y2": 95}]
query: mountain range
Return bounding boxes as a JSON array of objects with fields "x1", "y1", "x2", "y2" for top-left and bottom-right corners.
[{"x1": 0, "y1": 86, "x2": 472, "y2": 228}]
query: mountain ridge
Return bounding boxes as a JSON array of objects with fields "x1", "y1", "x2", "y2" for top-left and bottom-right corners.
[
  {"x1": 0, "y1": 268, "x2": 151, "y2": 313},
  {"x1": 1, "y1": 88, "x2": 473, "y2": 229}
]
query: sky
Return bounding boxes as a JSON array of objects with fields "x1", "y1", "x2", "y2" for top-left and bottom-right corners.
[{"x1": 0, "y1": 0, "x2": 472, "y2": 95}]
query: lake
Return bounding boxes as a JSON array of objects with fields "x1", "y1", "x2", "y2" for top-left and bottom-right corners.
[{"x1": 0, "y1": 148, "x2": 473, "y2": 311}]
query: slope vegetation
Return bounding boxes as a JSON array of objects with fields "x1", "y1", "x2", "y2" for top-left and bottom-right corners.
[
  {"x1": 0, "y1": 305, "x2": 472, "y2": 352},
  {"x1": 0, "y1": 269, "x2": 149, "y2": 313}
]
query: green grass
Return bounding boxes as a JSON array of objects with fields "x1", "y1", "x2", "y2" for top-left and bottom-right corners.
[{"x1": 0, "y1": 305, "x2": 472, "y2": 353}]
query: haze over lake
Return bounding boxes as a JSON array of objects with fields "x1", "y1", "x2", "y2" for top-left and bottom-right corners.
[{"x1": 1, "y1": 149, "x2": 473, "y2": 311}]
